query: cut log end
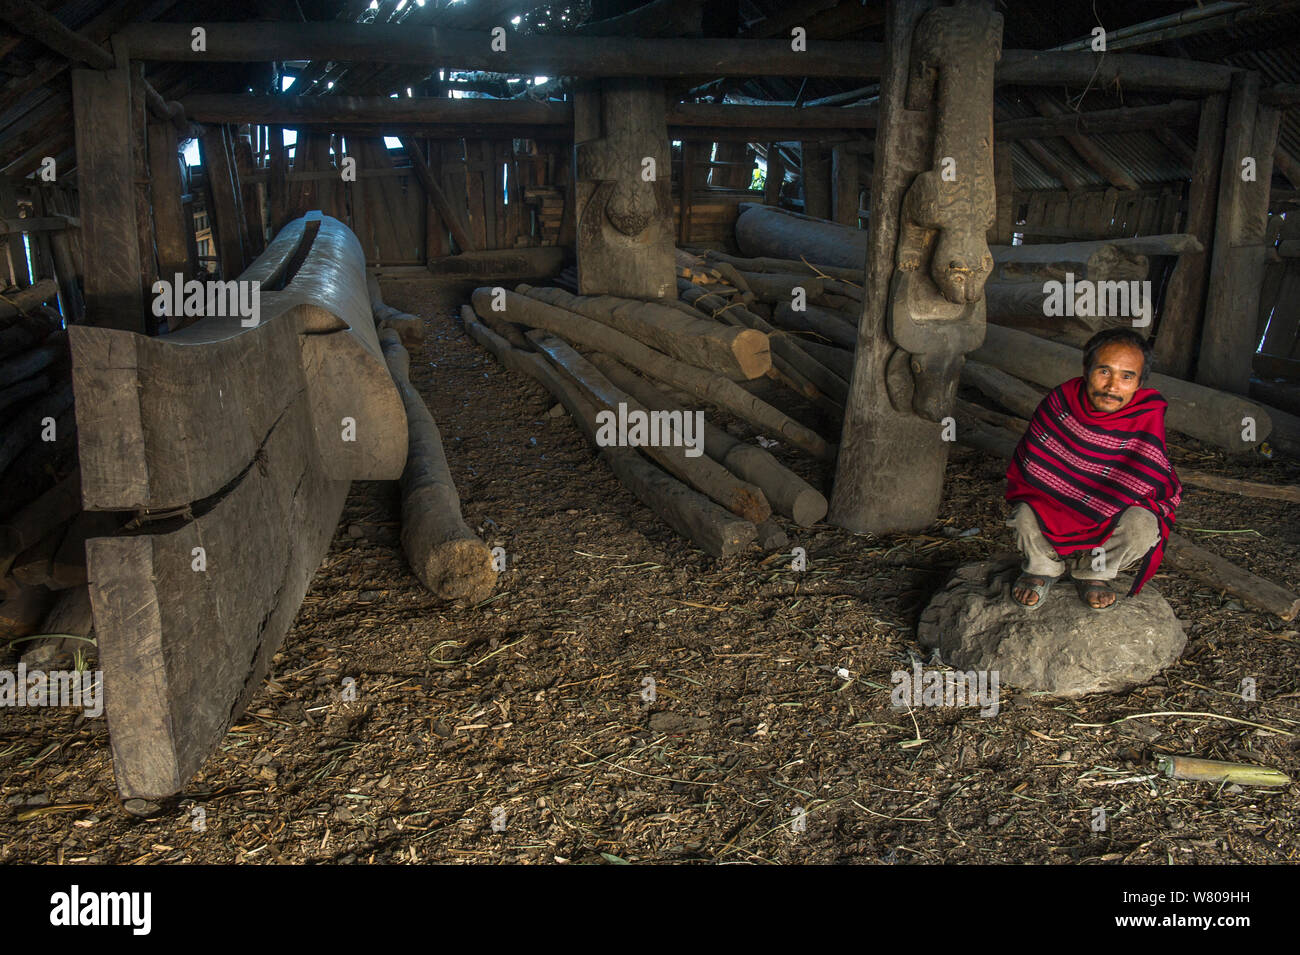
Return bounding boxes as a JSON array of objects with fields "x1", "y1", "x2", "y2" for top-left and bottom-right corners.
[
  {"x1": 791, "y1": 488, "x2": 830, "y2": 527},
  {"x1": 408, "y1": 533, "x2": 497, "y2": 604}
]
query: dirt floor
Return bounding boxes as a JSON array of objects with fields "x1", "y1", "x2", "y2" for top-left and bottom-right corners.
[{"x1": 3, "y1": 276, "x2": 1298, "y2": 864}]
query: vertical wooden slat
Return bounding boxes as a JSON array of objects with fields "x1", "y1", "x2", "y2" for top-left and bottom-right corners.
[
  {"x1": 39, "y1": 184, "x2": 84, "y2": 323},
  {"x1": 493, "y1": 141, "x2": 508, "y2": 249},
  {"x1": 477, "y1": 140, "x2": 494, "y2": 249},
  {"x1": 233, "y1": 134, "x2": 266, "y2": 259},
  {"x1": 421, "y1": 138, "x2": 448, "y2": 260},
  {"x1": 502, "y1": 140, "x2": 519, "y2": 249}
]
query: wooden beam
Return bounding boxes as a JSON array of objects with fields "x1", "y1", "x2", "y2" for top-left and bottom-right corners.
[
  {"x1": 1153, "y1": 94, "x2": 1227, "y2": 380},
  {"x1": 1273, "y1": 144, "x2": 1300, "y2": 190},
  {"x1": 0, "y1": 215, "x2": 79, "y2": 234},
  {"x1": 1023, "y1": 89, "x2": 1137, "y2": 191},
  {"x1": 180, "y1": 94, "x2": 879, "y2": 132},
  {"x1": 994, "y1": 100, "x2": 1199, "y2": 141},
  {"x1": 997, "y1": 49, "x2": 1235, "y2": 94},
  {"x1": 71, "y1": 66, "x2": 145, "y2": 331},
  {"x1": 1261, "y1": 83, "x2": 1300, "y2": 107},
  {"x1": 118, "y1": 22, "x2": 1234, "y2": 94},
  {"x1": 183, "y1": 94, "x2": 572, "y2": 126},
  {"x1": 0, "y1": 0, "x2": 190, "y2": 132},
  {"x1": 120, "y1": 23, "x2": 885, "y2": 77},
  {"x1": 1016, "y1": 136, "x2": 1084, "y2": 192}
]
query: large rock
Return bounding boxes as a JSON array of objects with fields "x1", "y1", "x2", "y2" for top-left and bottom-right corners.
[{"x1": 918, "y1": 557, "x2": 1186, "y2": 697}]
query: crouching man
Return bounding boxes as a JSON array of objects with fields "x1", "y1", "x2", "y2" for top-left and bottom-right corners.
[{"x1": 1005, "y1": 329, "x2": 1182, "y2": 612}]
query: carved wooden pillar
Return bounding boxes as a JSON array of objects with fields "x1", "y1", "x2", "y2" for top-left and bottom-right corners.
[
  {"x1": 829, "y1": 0, "x2": 1002, "y2": 534},
  {"x1": 575, "y1": 78, "x2": 675, "y2": 299}
]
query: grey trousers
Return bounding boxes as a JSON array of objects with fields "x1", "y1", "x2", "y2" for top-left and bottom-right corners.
[{"x1": 1007, "y1": 503, "x2": 1160, "y2": 581}]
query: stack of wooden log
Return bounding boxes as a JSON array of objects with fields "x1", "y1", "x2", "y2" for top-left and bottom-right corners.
[
  {"x1": 730, "y1": 201, "x2": 1203, "y2": 348},
  {"x1": 0, "y1": 278, "x2": 101, "y2": 664},
  {"x1": 463, "y1": 275, "x2": 833, "y2": 557}
]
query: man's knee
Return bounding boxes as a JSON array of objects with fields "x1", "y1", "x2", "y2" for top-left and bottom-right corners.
[
  {"x1": 1007, "y1": 503, "x2": 1037, "y2": 533},
  {"x1": 1118, "y1": 507, "x2": 1160, "y2": 549}
]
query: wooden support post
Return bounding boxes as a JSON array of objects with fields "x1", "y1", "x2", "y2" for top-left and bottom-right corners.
[
  {"x1": 831, "y1": 144, "x2": 859, "y2": 226},
  {"x1": 199, "y1": 124, "x2": 247, "y2": 280},
  {"x1": 829, "y1": 0, "x2": 1002, "y2": 534},
  {"x1": 267, "y1": 125, "x2": 288, "y2": 235},
  {"x1": 1152, "y1": 93, "x2": 1226, "y2": 380},
  {"x1": 990, "y1": 139, "x2": 1014, "y2": 245},
  {"x1": 575, "y1": 78, "x2": 675, "y2": 299},
  {"x1": 1198, "y1": 72, "x2": 1279, "y2": 394},
  {"x1": 678, "y1": 141, "x2": 697, "y2": 245},
  {"x1": 71, "y1": 66, "x2": 146, "y2": 331},
  {"x1": 764, "y1": 141, "x2": 784, "y2": 205},
  {"x1": 801, "y1": 142, "x2": 831, "y2": 219},
  {"x1": 129, "y1": 67, "x2": 159, "y2": 337},
  {"x1": 147, "y1": 121, "x2": 192, "y2": 286}
]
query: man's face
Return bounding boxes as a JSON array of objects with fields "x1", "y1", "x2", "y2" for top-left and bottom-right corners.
[{"x1": 1085, "y1": 342, "x2": 1145, "y2": 412}]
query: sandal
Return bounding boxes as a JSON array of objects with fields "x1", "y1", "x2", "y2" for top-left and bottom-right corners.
[
  {"x1": 1074, "y1": 577, "x2": 1120, "y2": 612},
  {"x1": 1011, "y1": 572, "x2": 1058, "y2": 611}
]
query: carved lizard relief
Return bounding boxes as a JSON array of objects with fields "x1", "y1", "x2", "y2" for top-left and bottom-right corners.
[{"x1": 887, "y1": 0, "x2": 1002, "y2": 422}]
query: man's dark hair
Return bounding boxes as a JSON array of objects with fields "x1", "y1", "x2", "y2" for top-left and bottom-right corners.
[{"x1": 1082, "y1": 328, "x2": 1153, "y2": 385}]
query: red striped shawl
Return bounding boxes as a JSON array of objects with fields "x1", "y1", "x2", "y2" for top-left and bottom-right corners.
[{"x1": 1005, "y1": 377, "x2": 1182, "y2": 595}]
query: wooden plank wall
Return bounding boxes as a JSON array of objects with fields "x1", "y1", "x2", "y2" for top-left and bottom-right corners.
[
  {"x1": 1013, "y1": 184, "x2": 1186, "y2": 243},
  {"x1": 672, "y1": 143, "x2": 762, "y2": 248}
]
